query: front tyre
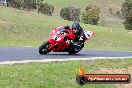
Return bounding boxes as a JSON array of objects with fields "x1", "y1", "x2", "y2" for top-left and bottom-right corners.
[{"x1": 39, "y1": 41, "x2": 51, "y2": 54}]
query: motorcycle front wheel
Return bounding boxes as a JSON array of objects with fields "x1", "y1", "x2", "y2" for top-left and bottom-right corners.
[{"x1": 39, "y1": 41, "x2": 51, "y2": 54}]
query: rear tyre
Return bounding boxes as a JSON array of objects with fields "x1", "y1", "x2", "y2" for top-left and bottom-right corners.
[
  {"x1": 39, "y1": 41, "x2": 51, "y2": 54},
  {"x1": 68, "y1": 46, "x2": 80, "y2": 55},
  {"x1": 68, "y1": 50, "x2": 78, "y2": 55},
  {"x1": 68, "y1": 52, "x2": 78, "y2": 55},
  {"x1": 68, "y1": 43, "x2": 84, "y2": 55}
]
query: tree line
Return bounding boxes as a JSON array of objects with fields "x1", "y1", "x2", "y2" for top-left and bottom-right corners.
[{"x1": 1, "y1": 0, "x2": 131, "y2": 30}]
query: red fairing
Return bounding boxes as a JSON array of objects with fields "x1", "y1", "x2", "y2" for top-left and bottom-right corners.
[{"x1": 48, "y1": 26, "x2": 77, "y2": 52}]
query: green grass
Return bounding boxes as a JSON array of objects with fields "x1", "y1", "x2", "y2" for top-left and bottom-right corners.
[
  {"x1": 1, "y1": 58, "x2": 132, "y2": 88},
  {"x1": 0, "y1": 6, "x2": 132, "y2": 51}
]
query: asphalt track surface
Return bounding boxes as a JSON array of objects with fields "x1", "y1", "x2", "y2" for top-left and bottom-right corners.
[{"x1": 0, "y1": 46, "x2": 132, "y2": 62}]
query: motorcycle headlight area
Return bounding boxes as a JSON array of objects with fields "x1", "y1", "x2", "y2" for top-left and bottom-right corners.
[{"x1": 52, "y1": 36, "x2": 61, "y2": 41}]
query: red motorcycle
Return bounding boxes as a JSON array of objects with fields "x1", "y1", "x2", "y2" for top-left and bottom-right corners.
[{"x1": 39, "y1": 26, "x2": 94, "y2": 54}]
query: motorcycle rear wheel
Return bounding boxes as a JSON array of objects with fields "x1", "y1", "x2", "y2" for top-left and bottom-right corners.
[
  {"x1": 39, "y1": 41, "x2": 51, "y2": 54},
  {"x1": 68, "y1": 47, "x2": 79, "y2": 54},
  {"x1": 68, "y1": 43, "x2": 84, "y2": 54},
  {"x1": 68, "y1": 50, "x2": 78, "y2": 54}
]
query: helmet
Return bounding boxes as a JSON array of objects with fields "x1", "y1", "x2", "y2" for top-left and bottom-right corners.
[{"x1": 72, "y1": 22, "x2": 80, "y2": 33}]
